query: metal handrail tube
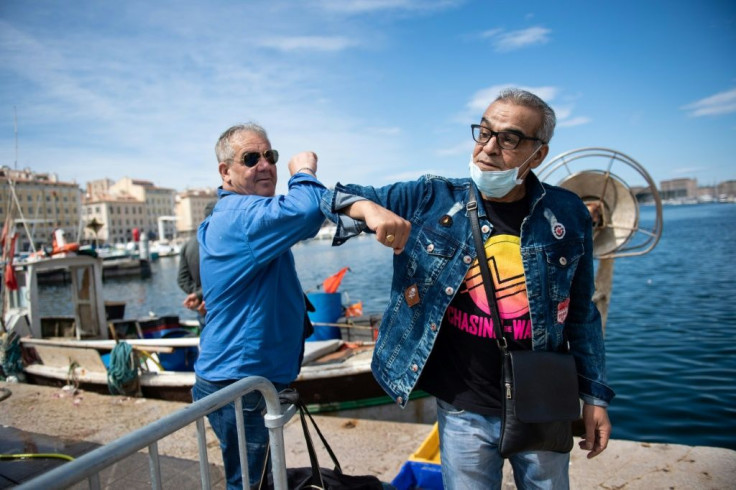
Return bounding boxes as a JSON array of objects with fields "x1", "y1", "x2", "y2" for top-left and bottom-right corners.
[{"x1": 17, "y1": 376, "x2": 291, "y2": 490}]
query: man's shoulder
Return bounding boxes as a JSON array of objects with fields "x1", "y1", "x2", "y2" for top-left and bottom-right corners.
[
  {"x1": 540, "y1": 182, "x2": 586, "y2": 206},
  {"x1": 421, "y1": 174, "x2": 471, "y2": 192}
]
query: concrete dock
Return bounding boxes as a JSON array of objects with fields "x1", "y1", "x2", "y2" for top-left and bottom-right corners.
[{"x1": 1, "y1": 382, "x2": 734, "y2": 489}]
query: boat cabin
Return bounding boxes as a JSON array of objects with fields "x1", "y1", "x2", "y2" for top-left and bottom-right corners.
[{"x1": 5, "y1": 255, "x2": 109, "y2": 340}]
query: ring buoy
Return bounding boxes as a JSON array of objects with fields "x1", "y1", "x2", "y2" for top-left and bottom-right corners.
[{"x1": 52, "y1": 243, "x2": 80, "y2": 255}]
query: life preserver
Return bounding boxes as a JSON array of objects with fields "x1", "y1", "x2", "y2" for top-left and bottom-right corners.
[{"x1": 52, "y1": 243, "x2": 80, "y2": 255}]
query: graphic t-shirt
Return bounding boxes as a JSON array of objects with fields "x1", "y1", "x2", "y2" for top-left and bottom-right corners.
[{"x1": 418, "y1": 196, "x2": 532, "y2": 415}]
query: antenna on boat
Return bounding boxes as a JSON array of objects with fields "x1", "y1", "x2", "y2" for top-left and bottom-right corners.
[{"x1": 13, "y1": 106, "x2": 18, "y2": 170}]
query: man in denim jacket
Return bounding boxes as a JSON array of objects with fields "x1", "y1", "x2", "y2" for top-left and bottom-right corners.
[{"x1": 321, "y1": 89, "x2": 614, "y2": 489}]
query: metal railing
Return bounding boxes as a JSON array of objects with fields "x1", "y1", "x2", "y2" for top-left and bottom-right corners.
[{"x1": 17, "y1": 376, "x2": 296, "y2": 490}]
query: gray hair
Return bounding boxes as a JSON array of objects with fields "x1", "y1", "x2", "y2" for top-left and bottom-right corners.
[
  {"x1": 215, "y1": 123, "x2": 269, "y2": 163},
  {"x1": 495, "y1": 88, "x2": 556, "y2": 144}
]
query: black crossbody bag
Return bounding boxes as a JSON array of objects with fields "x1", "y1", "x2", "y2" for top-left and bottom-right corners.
[{"x1": 466, "y1": 187, "x2": 580, "y2": 457}]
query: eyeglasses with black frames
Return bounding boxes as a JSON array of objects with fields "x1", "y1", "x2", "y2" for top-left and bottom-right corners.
[
  {"x1": 470, "y1": 124, "x2": 543, "y2": 150},
  {"x1": 239, "y1": 149, "x2": 279, "y2": 168}
]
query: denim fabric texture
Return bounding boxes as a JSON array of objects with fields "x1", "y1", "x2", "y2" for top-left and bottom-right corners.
[
  {"x1": 436, "y1": 399, "x2": 570, "y2": 489},
  {"x1": 192, "y1": 376, "x2": 287, "y2": 489},
  {"x1": 320, "y1": 172, "x2": 614, "y2": 408}
]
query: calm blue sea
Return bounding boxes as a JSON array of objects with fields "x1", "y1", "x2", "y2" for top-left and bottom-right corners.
[{"x1": 38, "y1": 203, "x2": 736, "y2": 450}]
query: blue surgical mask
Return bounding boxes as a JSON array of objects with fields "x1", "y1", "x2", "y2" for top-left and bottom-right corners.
[{"x1": 468, "y1": 145, "x2": 542, "y2": 198}]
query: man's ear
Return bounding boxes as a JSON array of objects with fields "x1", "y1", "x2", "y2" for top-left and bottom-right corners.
[
  {"x1": 530, "y1": 144, "x2": 549, "y2": 169},
  {"x1": 218, "y1": 161, "x2": 230, "y2": 183}
]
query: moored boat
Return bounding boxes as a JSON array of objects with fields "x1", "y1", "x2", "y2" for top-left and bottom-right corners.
[{"x1": 2, "y1": 255, "x2": 428, "y2": 418}]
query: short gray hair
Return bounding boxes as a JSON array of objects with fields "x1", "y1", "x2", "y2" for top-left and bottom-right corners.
[
  {"x1": 215, "y1": 123, "x2": 269, "y2": 163},
  {"x1": 495, "y1": 88, "x2": 556, "y2": 144}
]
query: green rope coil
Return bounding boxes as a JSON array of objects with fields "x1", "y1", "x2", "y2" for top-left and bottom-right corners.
[
  {"x1": 106, "y1": 342, "x2": 140, "y2": 396},
  {"x1": 1, "y1": 332, "x2": 24, "y2": 380}
]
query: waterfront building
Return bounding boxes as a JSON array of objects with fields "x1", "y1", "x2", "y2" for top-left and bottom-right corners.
[
  {"x1": 175, "y1": 188, "x2": 217, "y2": 239},
  {"x1": 84, "y1": 177, "x2": 177, "y2": 243},
  {"x1": 109, "y1": 178, "x2": 177, "y2": 241},
  {"x1": 660, "y1": 178, "x2": 698, "y2": 202},
  {"x1": 716, "y1": 180, "x2": 736, "y2": 201},
  {"x1": 81, "y1": 194, "x2": 146, "y2": 245},
  {"x1": 0, "y1": 167, "x2": 82, "y2": 252}
]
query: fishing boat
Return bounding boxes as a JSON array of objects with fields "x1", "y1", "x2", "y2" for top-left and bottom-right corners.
[{"x1": 1, "y1": 257, "x2": 429, "y2": 419}]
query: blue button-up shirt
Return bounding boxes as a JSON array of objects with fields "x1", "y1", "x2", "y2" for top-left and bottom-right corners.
[
  {"x1": 195, "y1": 174, "x2": 326, "y2": 384},
  {"x1": 321, "y1": 172, "x2": 614, "y2": 407}
]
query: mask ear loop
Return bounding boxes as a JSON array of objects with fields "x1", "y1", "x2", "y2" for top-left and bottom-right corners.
[{"x1": 515, "y1": 143, "x2": 545, "y2": 182}]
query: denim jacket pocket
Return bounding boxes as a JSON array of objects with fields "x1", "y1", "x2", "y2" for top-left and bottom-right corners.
[
  {"x1": 543, "y1": 239, "x2": 584, "y2": 302},
  {"x1": 405, "y1": 226, "x2": 458, "y2": 285}
]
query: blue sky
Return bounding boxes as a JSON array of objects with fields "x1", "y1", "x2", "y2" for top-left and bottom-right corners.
[{"x1": 1, "y1": 0, "x2": 734, "y2": 195}]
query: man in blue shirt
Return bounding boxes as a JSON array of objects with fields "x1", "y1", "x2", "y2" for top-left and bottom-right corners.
[
  {"x1": 192, "y1": 123, "x2": 326, "y2": 489},
  {"x1": 321, "y1": 89, "x2": 613, "y2": 489}
]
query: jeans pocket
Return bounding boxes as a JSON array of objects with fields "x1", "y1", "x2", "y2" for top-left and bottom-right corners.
[{"x1": 437, "y1": 398, "x2": 465, "y2": 415}]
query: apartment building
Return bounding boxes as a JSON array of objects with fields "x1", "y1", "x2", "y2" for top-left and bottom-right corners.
[
  {"x1": 84, "y1": 177, "x2": 177, "y2": 243},
  {"x1": 0, "y1": 167, "x2": 82, "y2": 252},
  {"x1": 175, "y1": 188, "x2": 217, "y2": 239},
  {"x1": 81, "y1": 194, "x2": 147, "y2": 244}
]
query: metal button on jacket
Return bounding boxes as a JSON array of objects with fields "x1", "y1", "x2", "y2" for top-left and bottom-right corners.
[
  {"x1": 430, "y1": 322, "x2": 437, "y2": 331},
  {"x1": 481, "y1": 225, "x2": 491, "y2": 234},
  {"x1": 411, "y1": 364, "x2": 419, "y2": 372},
  {"x1": 559, "y1": 257, "x2": 568, "y2": 266},
  {"x1": 445, "y1": 286, "x2": 454, "y2": 296},
  {"x1": 396, "y1": 396, "x2": 403, "y2": 405},
  {"x1": 426, "y1": 243, "x2": 435, "y2": 253},
  {"x1": 463, "y1": 255, "x2": 472, "y2": 264}
]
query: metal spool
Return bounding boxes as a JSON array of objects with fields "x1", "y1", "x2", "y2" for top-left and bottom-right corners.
[{"x1": 538, "y1": 147, "x2": 663, "y2": 260}]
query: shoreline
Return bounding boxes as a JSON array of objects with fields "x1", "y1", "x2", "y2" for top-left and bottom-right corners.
[{"x1": 1, "y1": 382, "x2": 735, "y2": 488}]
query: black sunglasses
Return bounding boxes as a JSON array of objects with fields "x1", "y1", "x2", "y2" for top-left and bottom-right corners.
[{"x1": 240, "y1": 149, "x2": 279, "y2": 168}]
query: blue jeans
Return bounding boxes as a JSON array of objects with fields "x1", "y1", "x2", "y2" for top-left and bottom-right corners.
[
  {"x1": 192, "y1": 376, "x2": 287, "y2": 490},
  {"x1": 436, "y1": 398, "x2": 570, "y2": 490}
]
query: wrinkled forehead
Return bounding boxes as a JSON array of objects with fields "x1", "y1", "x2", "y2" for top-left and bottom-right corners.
[
  {"x1": 230, "y1": 130, "x2": 271, "y2": 153},
  {"x1": 482, "y1": 100, "x2": 542, "y2": 134}
]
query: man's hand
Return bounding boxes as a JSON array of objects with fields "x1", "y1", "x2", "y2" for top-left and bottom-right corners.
[
  {"x1": 579, "y1": 404, "x2": 611, "y2": 458},
  {"x1": 345, "y1": 201, "x2": 411, "y2": 254},
  {"x1": 182, "y1": 293, "x2": 200, "y2": 310},
  {"x1": 288, "y1": 151, "x2": 318, "y2": 176},
  {"x1": 196, "y1": 301, "x2": 207, "y2": 316}
]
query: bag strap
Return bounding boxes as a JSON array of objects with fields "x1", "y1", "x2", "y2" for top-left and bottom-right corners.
[
  {"x1": 467, "y1": 186, "x2": 507, "y2": 353},
  {"x1": 297, "y1": 401, "x2": 327, "y2": 488},
  {"x1": 467, "y1": 187, "x2": 572, "y2": 355},
  {"x1": 298, "y1": 400, "x2": 343, "y2": 474}
]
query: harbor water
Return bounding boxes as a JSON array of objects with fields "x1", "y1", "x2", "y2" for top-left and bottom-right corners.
[{"x1": 37, "y1": 203, "x2": 736, "y2": 451}]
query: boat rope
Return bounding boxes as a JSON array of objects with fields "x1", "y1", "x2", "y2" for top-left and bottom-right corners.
[
  {"x1": 0, "y1": 453, "x2": 75, "y2": 462},
  {"x1": 0, "y1": 332, "x2": 24, "y2": 380},
  {"x1": 136, "y1": 349, "x2": 164, "y2": 371},
  {"x1": 106, "y1": 341, "x2": 141, "y2": 396},
  {"x1": 66, "y1": 360, "x2": 80, "y2": 391}
]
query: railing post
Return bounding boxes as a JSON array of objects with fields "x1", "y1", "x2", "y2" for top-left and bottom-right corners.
[
  {"x1": 196, "y1": 417, "x2": 212, "y2": 490},
  {"x1": 148, "y1": 442, "x2": 162, "y2": 490}
]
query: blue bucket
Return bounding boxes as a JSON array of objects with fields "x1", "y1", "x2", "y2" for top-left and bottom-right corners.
[
  {"x1": 157, "y1": 329, "x2": 198, "y2": 371},
  {"x1": 306, "y1": 292, "x2": 342, "y2": 341}
]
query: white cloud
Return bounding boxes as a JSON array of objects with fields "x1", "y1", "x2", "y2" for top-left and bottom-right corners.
[
  {"x1": 383, "y1": 169, "x2": 438, "y2": 181},
  {"x1": 681, "y1": 88, "x2": 736, "y2": 117},
  {"x1": 483, "y1": 26, "x2": 552, "y2": 52},
  {"x1": 673, "y1": 166, "x2": 708, "y2": 175},
  {"x1": 257, "y1": 36, "x2": 359, "y2": 52},
  {"x1": 316, "y1": 0, "x2": 462, "y2": 14},
  {"x1": 436, "y1": 141, "x2": 470, "y2": 157},
  {"x1": 461, "y1": 84, "x2": 559, "y2": 120},
  {"x1": 557, "y1": 116, "x2": 591, "y2": 128}
]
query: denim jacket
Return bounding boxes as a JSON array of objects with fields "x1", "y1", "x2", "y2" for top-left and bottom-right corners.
[{"x1": 321, "y1": 172, "x2": 615, "y2": 408}]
